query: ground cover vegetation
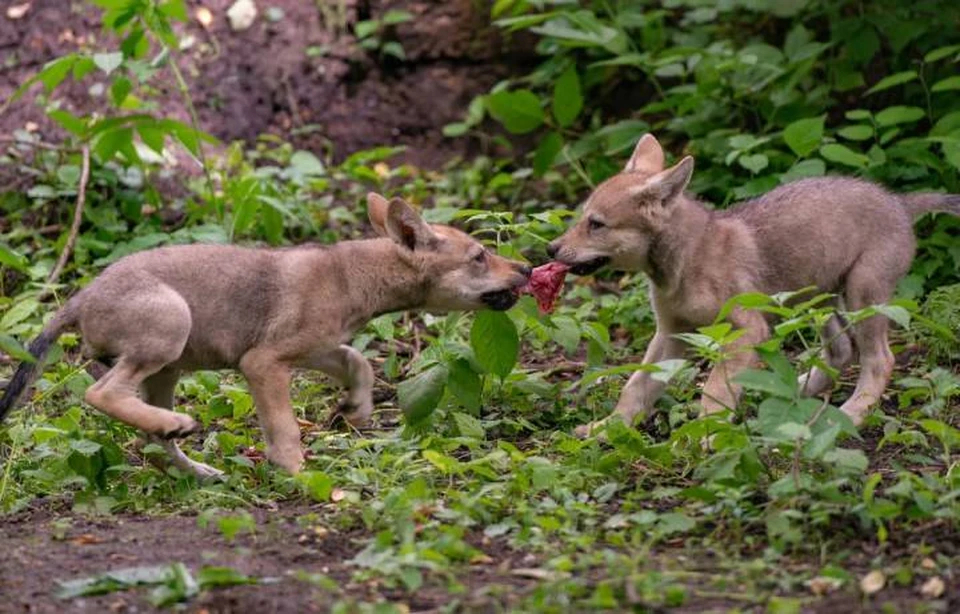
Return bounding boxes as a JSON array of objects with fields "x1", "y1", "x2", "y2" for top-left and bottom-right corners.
[{"x1": 1, "y1": 0, "x2": 959, "y2": 611}]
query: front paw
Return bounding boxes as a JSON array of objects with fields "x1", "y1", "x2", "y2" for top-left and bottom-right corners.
[
  {"x1": 333, "y1": 400, "x2": 373, "y2": 428},
  {"x1": 266, "y1": 446, "x2": 305, "y2": 475}
]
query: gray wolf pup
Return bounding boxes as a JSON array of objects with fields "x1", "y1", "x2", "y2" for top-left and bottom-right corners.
[
  {"x1": 0, "y1": 194, "x2": 530, "y2": 476},
  {"x1": 548, "y1": 134, "x2": 960, "y2": 436}
]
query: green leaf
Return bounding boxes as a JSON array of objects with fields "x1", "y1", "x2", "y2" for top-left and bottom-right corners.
[
  {"x1": 932, "y1": 76, "x2": 960, "y2": 93},
  {"x1": 865, "y1": 70, "x2": 917, "y2": 95},
  {"x1": 382, "y1": 9, "x2": 413, "y2": 25},
  {"x1": 874, "y1": 106, "x2": 925, "y2": 127},
  {"x1": 48, "y1": 109, "x2": 87, "y2": 137},
  {"x1": 354, "y1": 20, "x2": 379, "y2": 39},
  {"x1": 552, "y1": 66, "x2": 583, "y2": 128},
  {"x1": 738, "y1": 153, "x2": 769, "y2": 174},
  {"x1": 783, "y1": 115, "x2": 825, "y2": 157},
  {"x1": 38, "y1": 56, "x2": 77, "y2": 92},
  {"x1": 196, "y1": 567, "x2": 255, "y2": 589},
  {"x1": 532, "y1": 132, "x2": 563, "y2": 176},
  {"x1": 110, "y1": 76, "x2": 132, "y2": 106},
  {"x1": 823, "y1": 448, "x2": 868, "y2": 474},
  {"x1": 138, "y1": 125, "x2": 166, "y2": 153},
  {"x1": 453, "y1": 412, "x2": 484, "y2": 439},
  {"x1": 734, "y1": 368, "x2": 796, "y2": 399},
  {"x1": 158, "y1": 0, "x2": 189, "y2": 22},
  {"x1": 837, "y1": 124, "x2": 873, "y2": 141},
  {"x1": 470, "y1": 311, "x2": 519, "y2": 378},
  {"x1": 0, "y1": 242, "x2": 29, "y2": 273},
  {"x1": 486, "y1": 89, "x2": 544, "y2": 135},
  {"x1": 93, "y1": 52, "x2": 124, "y2": 76},
  {"x1": 442, "y1": 122, "x2": 469, "y2": 137},
  {"x1": 397, "y1": 364, "x2": 448, "y2": 423},
  {"x1": 288, "y1": 150, "x2": 326, "y2": 176},
  {"x1": 924, "y1": 44, "x2": 960, "y2": 63},
  {"x1": 819, "y1": 143, "x2": 869, "y2": 168},
  {"x1": 95, "y1": 127, "x2": 135, "y2": 161},
  {"x1": 0, "y1": 334, "x2": 35, "y2": 363},
  {"x1": 780, "y1": 159, "x2": 825, "y2": 182},
  {"x1": 447, "y1": 359, "x2": 481, "y2": 412},
  {"x1": 296, "y1": 471, "x2": 334, "y2": 501}
]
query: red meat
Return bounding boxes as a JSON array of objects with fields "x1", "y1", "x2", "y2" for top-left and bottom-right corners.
[{"x1": 519, "y1": 262, "x2": 570, "y2": 314}]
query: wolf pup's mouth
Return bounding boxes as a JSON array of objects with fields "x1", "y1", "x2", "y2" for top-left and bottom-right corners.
[
  {"x1": 570, "y1": 257, "x2": 610, "y2": 276},
  {"x1": 480, "y1": 289, "x2": 519, "y2": 311}
]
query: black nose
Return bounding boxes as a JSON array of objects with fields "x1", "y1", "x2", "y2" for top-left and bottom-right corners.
[
  {"x1": 518, "y1": 264, "x2": 532, "y2": 277},
  {"x1": 546, "y1": 243, "x2": 559, "y2": 258}
]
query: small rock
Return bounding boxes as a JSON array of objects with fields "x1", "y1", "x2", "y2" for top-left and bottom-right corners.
[
  {"x1": 6, "y1": 3, "x2": 31, "y2": 20},
  {"x1": 920, "y1": 576, "x2": 945, "y2": 599},
  {"x1": 227, "y1": 0, "x2": 257, "y2": 31},
  {"x1": 920, "y1": 557, "x2": 937, "y2": 570},
  {"x1": 806, "y1": 576, "x2": 842, "y2": 596},
  {"x1": 860, "y1": 570, "x2": 886, "y2": 595},
  {"x1": 195, "y1": 7, "x2": 213, "y2": 29}
]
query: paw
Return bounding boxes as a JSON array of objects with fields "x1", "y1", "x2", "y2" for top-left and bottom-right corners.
[
  {"x1": 335, "y1": 400, "x2": 373, "y2": 428},
  {"x1": 574, "y1": 418, "x2": 615, "y2": 441},
  {"x1": 160, "y1": 414, "x2": 199, "y2": 440},
  {"x1": 266, "y1": 446, "x2": 305, "y2": 475}
]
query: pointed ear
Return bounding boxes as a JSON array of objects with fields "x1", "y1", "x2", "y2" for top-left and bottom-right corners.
[
  {"x1": 385, "y1": 198, "x2": 438, "y2": 251},
  {"x1": 367, "y1": 192, "x2": 390, "y2": 236},
  {"x1": 649, "y1": 156, "x2": 694, "y2": 204},
  {"x1": 624, "y1": 134, "x2": 665, "y2": 174}
]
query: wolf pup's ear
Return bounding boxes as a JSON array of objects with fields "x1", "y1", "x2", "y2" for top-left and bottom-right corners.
[
  {"x1": 650, "y1": 156, "x2": 694, "y2": 204},
  {"x1": 385, "y1": 198, "x2": 438, "y2": 251},
  {"x1": 624, "y1": 134, "x2": 665, "y2": 174},
  {"x1": 367, "y1": 192, "x2": 391, "y2": 236}
]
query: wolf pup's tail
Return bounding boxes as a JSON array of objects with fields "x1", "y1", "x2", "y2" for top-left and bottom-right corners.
[
  {"x1": 901, "y1": 193, "x2": 960, "y2": 218},
  {"x1": 0, "y1": 304, "x2": 77, "y2": 423}
]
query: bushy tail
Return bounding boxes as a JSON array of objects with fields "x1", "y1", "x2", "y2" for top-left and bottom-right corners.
[
  {"x1": 0, "y1": 305, "x2": 76, "y2": 423},
  {"x1": 901, "y1": 193, "x2": 960, "y2": 218}
]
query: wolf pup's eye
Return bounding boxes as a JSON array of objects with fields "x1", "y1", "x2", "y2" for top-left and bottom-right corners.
[
  {"x1": 587, "y1": 218, "x2": 606, "y2": 231},
  {"x1": 473, "y1": 250, "x2": 486, "y2": 264}
]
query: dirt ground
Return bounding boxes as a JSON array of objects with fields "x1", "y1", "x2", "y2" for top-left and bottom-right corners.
[{"x1": 0, "y1": 0, "x2": 535, "y2": 169}]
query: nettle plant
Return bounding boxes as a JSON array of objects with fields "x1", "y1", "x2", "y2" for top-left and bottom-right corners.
[{"x1": 451, "y1": 0, "x2": 960, "y2": 293}]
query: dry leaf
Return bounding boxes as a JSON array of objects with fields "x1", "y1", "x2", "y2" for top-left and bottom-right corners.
[
  {"x1": 511, "y1": 568, "x2": 562, "y2": 581},
  {"x1": 805, "y1": 576, "x2": 842, "y2": 596},
  {"x1": 195, "y1": 7, "x2": 213, "y2": 28},
  {"x1": 6, "y1": 3, "x2": 31, "y2": 20},
  {"x1": 920, "y1": 557, "x2": 937, "y2": 570},
  {"x1": 71, "y1": 533, "x2": 102, "y2": 545},
  {"x1": 860, "y1": 570, "x2": 886, "y2": 595},
  {"x1": 330, "y1": 488, "x2": 346, "y2": 502},
  {"x1": 920, "y1": 576, "x2": 945, "y2": 599},
  {"x1": 470, "y1": 554, "x2": 494, "y2": 565},
  {"x1": 373, "y1": 162, "x2": 390, "y2": 178}
]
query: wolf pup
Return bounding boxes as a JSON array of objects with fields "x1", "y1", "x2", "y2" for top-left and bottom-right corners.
[
  {"x1": 548, "y1": 134, "x2": 960, "y2": 436},
  {"x1": 0, "y1": 194, "x2": 530, "y2": 477}
]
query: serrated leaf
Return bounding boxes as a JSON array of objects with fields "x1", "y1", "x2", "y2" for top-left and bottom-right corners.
[
  {"x1": 0, "y1": 242, "x2": 29, "y2": 273},
  {"x1": 296, "y1": 470, "x2": 334, "y2": 501},
  {"x1": 470, "y1": 311, "x2": 519, "y2": 378},
  {"x1": 783, "y1": 115, "x2": 825, "y2": 157},
  {"x1": 552, "y1": 66, "x2": 583, "y2": 128},
  {"x1": 453, "y1": 412, "x2": 484, "y2": 439}
]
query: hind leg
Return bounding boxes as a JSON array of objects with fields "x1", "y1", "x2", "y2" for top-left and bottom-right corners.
[
  {"x1": 142, "y1": 368, "x2": 223, "y2": 480},
  {"x1": 309, "y1": 345, "x2": 375, "y2": 426},
  {"x1": 798, "y1": 314, "x2": 854, "y2": 397},
  {"x1": 85, "y1": 358, "x2": 197, "y2": 436},
  {"x1": 839, "y1": 270, "x2": 898, "y2": 425}
]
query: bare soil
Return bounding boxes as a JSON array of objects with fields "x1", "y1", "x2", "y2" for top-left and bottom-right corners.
[{"x1": 0, "y1": 0, "x2": 536, "y2": 169}]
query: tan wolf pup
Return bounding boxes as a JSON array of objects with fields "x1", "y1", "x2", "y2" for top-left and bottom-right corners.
[
  {"x1": 0, "y1": 193, "x2": 531, "y2": 477},
  {"x1": 548, "y1": 134, "x2": 960, "y2": 436}
]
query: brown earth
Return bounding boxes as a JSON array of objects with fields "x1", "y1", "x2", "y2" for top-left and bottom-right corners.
[{"x1": 0, "y1": 0, "x2": 537, "y2": 169}]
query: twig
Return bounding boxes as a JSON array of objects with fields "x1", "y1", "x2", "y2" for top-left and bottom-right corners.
[
  {"x1": 39, "y1": 145, "x2": 90, "y2": 301},
  {"x1": 0, "y1": 136, "x2": 79, "y2": 152}
]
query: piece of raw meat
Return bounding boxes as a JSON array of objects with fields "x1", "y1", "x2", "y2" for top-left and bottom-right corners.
[{"x1": 519, "y1": 262, "x2": 570, "y2": 314}]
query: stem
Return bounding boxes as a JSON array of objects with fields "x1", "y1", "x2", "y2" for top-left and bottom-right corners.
[
  {"x1": 39, "y1": 145, "x2": 90, "y2": 301},
  {"x1": 165, "y1": 45, "x2": 215, "y2": 200}
]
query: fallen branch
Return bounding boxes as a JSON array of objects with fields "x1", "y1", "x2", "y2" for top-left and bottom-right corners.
[{"x1": 39, "y1": 144, "x2": 90, "y2": 301}]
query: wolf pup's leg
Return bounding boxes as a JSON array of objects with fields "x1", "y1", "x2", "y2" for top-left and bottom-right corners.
[
  {"x1": 142, "y1": 368, "x2": 223, "y2": 480},
  {"x1": 798, "y1": 314, "x2": 854, "y2": 398},
  {"x1": 575, "y1": 330, "x2": 686, "y2": 438},
  {"x1": 700, "y1": 309, "x2": 768, "y2": 415},
  {"x1": 838, "y1": 267, "x2": 898, "y2": 425},
  {"x1": 239, "y1": 348, "x2": 304, "y2": 474},
  {"x1": 311, "y1": 345, "x2": 375, "y2": 427}
]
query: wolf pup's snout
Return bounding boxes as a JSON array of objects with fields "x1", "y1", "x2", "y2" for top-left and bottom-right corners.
[{"x1": 545, "y1": 242, "x2": 559, "y2": 259}]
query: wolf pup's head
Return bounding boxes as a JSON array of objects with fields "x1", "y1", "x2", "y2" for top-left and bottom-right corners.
[
  {"x1": 547, "y1": 134, "x2": 694, "y2": 275},
  {"x1": 367, "y1": 193, "x2": 530, "y2": 311}
]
